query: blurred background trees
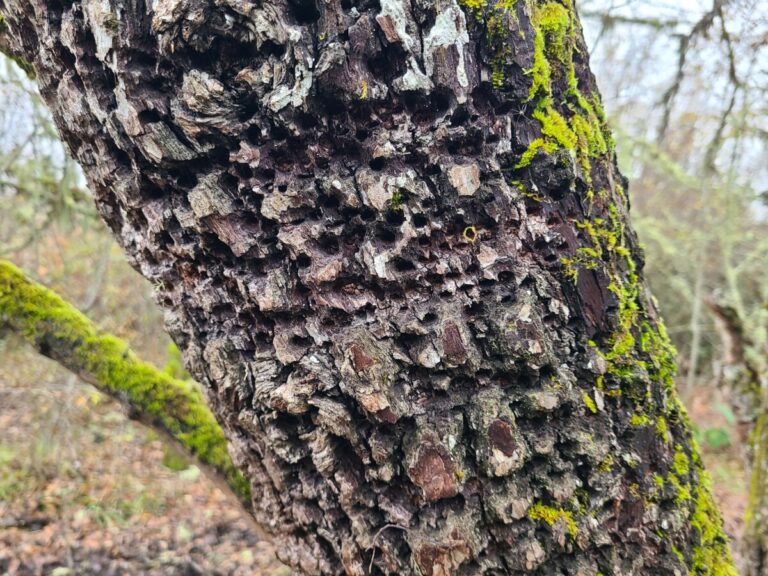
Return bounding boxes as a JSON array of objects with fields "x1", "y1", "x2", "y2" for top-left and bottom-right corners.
[
  {"x1": 582, "y1": 0, "x2": 768, "y2": 390},
  {"x1": 0, "y1": 0, "x2": 765, "y2": 573}
]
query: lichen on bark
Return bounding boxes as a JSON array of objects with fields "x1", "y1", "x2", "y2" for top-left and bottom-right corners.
[{"x1": 0, "y1": 0, "x2": 737, "y2": 573}]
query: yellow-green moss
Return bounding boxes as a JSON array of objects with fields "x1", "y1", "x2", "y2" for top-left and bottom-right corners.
[
  {"x1": 542, "y1": 19, "x2": 734, "y2": 563},
  {"x1": 526, "y1": 17, "x2": 553, "y2": 102},
  {"x1": 597, "y1": 455, "x2": 613, "y2": 473},
  {"x1": 689, "y1": 470, "x2": 739, "y2": 575},
  {"x1": 673, "y1": 444, "x2": 690, "y2": 477},
  {"x1": 528, "y1": 502, "x2": 578, "y2": 538},
  {"x1": 667, "y1": 473, "x2": 692, "y2": 504},
  {"x1": 536, "y1": 2, "x2": 571, "y2": 62},
  {"x1": 0, "y1": 260, "x2": 250, "y2": 503},
  {"x1": 582, "y1": 390, "x2": 598, "y2": 414},
  {"x1": 516, "y1": 138, "x2": 557, "y2": 169},
  {"x1": 390, "y1": 189, "x2": 405, "y2": 211},
  {"x1": 517, "y1": 0, "x2": 613, "y2": 184},
  {"x1": 656, "y1": 415, "x2": 669, "y2": 440},
  {"x1": 745, "y1": 411, "x2": 768, "y2": 549},
  {"x1": 534, "y1": 106, "x2": 578, "y2": 150},
  {"x1": 460, "y1": 0, "x2": 521, "y2": 88},
  {"x1": 630, "y1": 413, "x2": 651, "y2": 427}
]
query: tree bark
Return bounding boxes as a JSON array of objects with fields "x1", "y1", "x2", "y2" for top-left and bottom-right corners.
[
  {"x1": 708, "y1": 297, "x2": 767, "y2": 576},
  {"x1": 0, "y1": 0, "x2": 737, "y2": 574}
]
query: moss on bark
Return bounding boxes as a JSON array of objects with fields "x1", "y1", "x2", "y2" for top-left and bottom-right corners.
[{"x1": 0, "y1": 259, "x2": 250, "y2": 504}]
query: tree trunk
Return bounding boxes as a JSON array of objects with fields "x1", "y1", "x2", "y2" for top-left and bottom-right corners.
[
  {"x1": 708, "y1": 297, "x2": 768, "y2": 575},
  {"x1": 0, "y1": 1, "x2": 737, "y2": 574}
]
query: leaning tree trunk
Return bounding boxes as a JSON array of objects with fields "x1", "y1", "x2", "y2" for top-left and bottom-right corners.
[{"x1": 0, "y1": 0, "x2": 736, "y2": 574}]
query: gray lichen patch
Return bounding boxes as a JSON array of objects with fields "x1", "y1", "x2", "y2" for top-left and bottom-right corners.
[
  {"x1": 423, "y1": 0, "x2": 474, "y2": 102},
  {"x1": 187, "y1": 173, "x2": 235, "y2": 219},
  {"x1": 447, "y1": 163, "x2": 481, "y2": 197}
]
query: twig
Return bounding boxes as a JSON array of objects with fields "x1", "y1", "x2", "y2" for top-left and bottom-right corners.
[{"x1": 367, "y1": 524, "x2": 409, "y2": 574}]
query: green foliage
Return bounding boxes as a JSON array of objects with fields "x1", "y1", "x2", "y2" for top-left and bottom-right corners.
[{"x1": 694, "y1": 427, "x2": 732, "y2": 451}]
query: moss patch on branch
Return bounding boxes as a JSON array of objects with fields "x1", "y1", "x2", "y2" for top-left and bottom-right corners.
[{"x1": 0, "y1": 259, "x2": 250, "y2": 504}]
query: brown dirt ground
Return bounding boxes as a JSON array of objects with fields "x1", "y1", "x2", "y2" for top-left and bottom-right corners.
[{"x1": 0, "y1": 348, "x2": 286, "y2": 576}]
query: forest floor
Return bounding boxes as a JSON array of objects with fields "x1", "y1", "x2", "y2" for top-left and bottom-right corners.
[
  {"x1": 0, "y1": 348, "x2": 284, "y2": 576},
  {"x1": 0, "y1": 344, "x2": 747, "y2": 575}
]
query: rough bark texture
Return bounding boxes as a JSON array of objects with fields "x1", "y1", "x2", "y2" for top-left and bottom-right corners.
[{"x1": 0, "y1": 0, "x2": 737, "y2": 574}]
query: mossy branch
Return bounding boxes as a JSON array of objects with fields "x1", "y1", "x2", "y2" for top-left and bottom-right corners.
[{"x1": 0, "y1": 259, "x2": 251, "y2": 507}]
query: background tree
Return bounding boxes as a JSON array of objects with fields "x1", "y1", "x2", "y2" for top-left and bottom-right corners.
[
  {"x1": 0, "y1": 1, "x2": 741, "y2": 574},
  {"x1": 707, "y1": 297, "x2": 768, "y2": 575},
  {"x1": 581, "y1": 0, "x2": 768, "y2": 390}
]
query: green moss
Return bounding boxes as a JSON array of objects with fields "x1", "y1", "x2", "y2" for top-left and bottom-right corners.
[
  {"x1": 0, "y1": 260, "x2": 250, "y2": 504},
  {"x1": 745, "y1": 412, "x2": 768, "y2": 548},
  {"x1": 508, "y1": 4, "x2": 737, "y2": 567},
  {"x1": 667, "y1": 473, "x2": 692, "y2": 504},
  {"x1": 460, "y1": 0, "x2": 520, "y2": 88},
  {"x1": 460, "y1": 0, "x2": 608, "y2": 183},
  {"x1": 534, "y1": 106, "x2": 578, "y2": 150},
  {"x1": 516, "y1": 1, "x2": 611, "y2": 186},
  {"x1": 536, "y1": 2, "x2": 571, "y2": 62},
  {"x1": 516, "y1": 138, "x2": 558, "y2": 168},
  {"x1": 582, "y1": 390, "x2": 598, "y2": 414},
  {"x1": 461, "y1": 0, "x2": 488, "y2": 12},
  {"x1": 511, "y1": 179, "x2": 544, "y2": 202},
  {"x1": 597, "y1": 455, "x2": 613, "y2": 473},
  {"x1": 630, "y1": 413, "x2": 651, "y2": 427},
  {"x1": 689, "y1": 470, "x2": 738, "y2": 575},
  {"x1": 656, "y1": 416, "x2": 669, "y2": 440},
  {"x1": 673, "y1": 444, "x2": 690, "y2": 477},
  {"x1": 526, "y1": 17, "x2": 553, "y2": 102},
  {"x1": 390, "y1": 189, "x2": 405, "y2": 211},
  {"x1": 528, "y1": 502, "x2": 578, "y2": 538}
]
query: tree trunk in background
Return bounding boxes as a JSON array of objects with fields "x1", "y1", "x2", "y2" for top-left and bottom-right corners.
[
  {"x1": 709, "y1": 298, "x2": 768, "y2": 576},
  {"x1": 0, "y1": 0, "x2": 737, "y2": 574}
]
